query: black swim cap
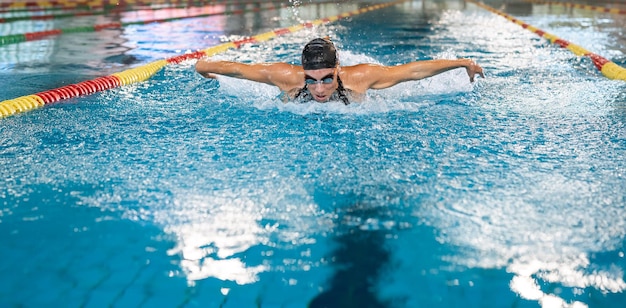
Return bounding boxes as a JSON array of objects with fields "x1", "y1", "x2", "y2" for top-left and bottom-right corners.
[{"x1": 301, "y1": 38, "x2": 338, "y2": 70}]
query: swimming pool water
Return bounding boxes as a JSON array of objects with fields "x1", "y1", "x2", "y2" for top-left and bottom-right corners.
[{"x1": 1, "y1": 1, "x2": 626, "y2": 307}]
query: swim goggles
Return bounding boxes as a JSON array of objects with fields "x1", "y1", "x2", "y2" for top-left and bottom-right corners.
[
  {"x1": 305, "y1": 76, "x2": 335, "y2": 85},
  {"x1": 306, "y1": 68, "x2": 336, "y2": 85}
]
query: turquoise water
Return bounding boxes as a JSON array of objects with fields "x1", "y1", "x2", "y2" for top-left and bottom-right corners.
[{"x1": 1, "y1": 1, "x2": 626, "y2": 307}]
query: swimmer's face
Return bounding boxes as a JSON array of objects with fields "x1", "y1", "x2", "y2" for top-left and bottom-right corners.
[{"x1": 303, "y1": 67, "x2": 337, "y2": 102}]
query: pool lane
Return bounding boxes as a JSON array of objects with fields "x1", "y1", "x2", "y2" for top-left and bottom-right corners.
[
  {"x1": 0, "y1": 0, "x2": 221, "y2": 13},
  {"x1": 0, "y1": 1, "x2": 291, "y2": 47},
  {"x1": 0, "y1": 0, "x2": 407, "y2": 119},
  {"x1": 467, "y1": 0, "x2": 626, "y2": 81}
]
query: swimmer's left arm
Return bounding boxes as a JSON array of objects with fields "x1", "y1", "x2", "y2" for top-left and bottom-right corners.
[{"x1": 363, "y1": 59, "x2": 484, "y2": 89}]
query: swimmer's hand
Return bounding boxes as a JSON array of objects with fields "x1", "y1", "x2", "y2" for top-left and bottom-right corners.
[
  {"x1": 195, "y1": 59, "x2": 220, "y2": 79},
  {"x1": 198, "y1": 71, "x2": 218, "y2": 79},
  {"x1": 464, "y1": 59, "x2": 485, "y2": 82}
]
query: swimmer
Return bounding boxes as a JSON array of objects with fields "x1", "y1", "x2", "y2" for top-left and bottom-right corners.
[{"x1": 195, "y1": 37, "x2": 484, "y2": 104}]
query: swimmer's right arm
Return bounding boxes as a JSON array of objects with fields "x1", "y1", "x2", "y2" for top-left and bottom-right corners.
[{"x1": 195, "y1": 60, "x2": 303, "y2": 91}]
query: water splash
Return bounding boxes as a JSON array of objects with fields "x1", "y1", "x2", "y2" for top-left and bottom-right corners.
[{"x1": 289, "y1": 0, "x2": 303, "y2": 24}]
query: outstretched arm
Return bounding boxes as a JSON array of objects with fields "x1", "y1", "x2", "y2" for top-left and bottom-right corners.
[
  {"x1": 195, "y1": 59, "x2": 303, "y2": 91},
  {"x1": 351, "y1": 59, "x2": 484, "y2": 91}
]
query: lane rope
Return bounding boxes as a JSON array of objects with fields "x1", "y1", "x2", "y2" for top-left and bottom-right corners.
[
  {"x1": 0, "y1": 0, "x2": 407, "y2": 119},
  {"x1": 0, "y1": 0, "x2": 290, "y2": 24},
  {"x1": 0, "y1": 1, "x2": 290, "y2": 46},
  {"x1": 467, "y1": 0, "x2": 626, "y2": 81},
  {"x1": 0, "y1": 0, "x2": 230, "y2": 13}
]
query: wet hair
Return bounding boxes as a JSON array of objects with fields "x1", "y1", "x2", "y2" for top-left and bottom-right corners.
[{"x1": 301, "y1": 38, "x2": 338, "y2": 70}]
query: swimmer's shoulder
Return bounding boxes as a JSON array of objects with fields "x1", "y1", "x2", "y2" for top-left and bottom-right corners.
[
  {"x1": 339, "y1": 63, "x2": 384, "y2": 95},
  {"x1": 269, "y1": 64, "x2": 305, "y2": 92},
  {"x1": 339, "y1": 64, "x2": 377, "y2": 99}
]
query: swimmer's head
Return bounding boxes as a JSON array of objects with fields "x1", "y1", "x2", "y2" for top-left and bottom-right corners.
[{"x1": 302, "y1": 38, "x2": 338, "y2": 70}]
